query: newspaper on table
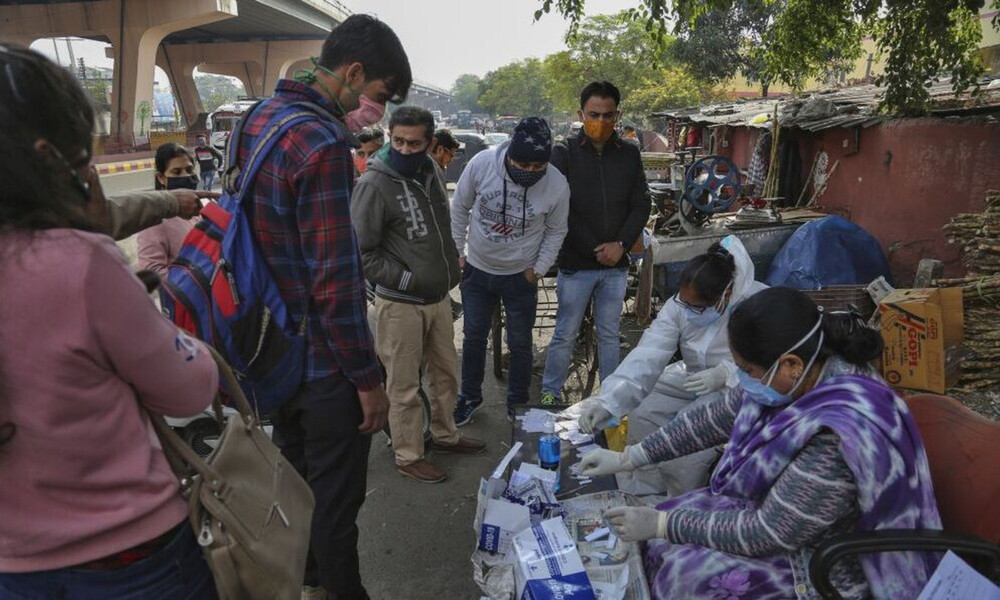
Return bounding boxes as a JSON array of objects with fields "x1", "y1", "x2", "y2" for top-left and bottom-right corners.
[{"x1": 561, "y1": 491, "x2": 652, "y2": 600}]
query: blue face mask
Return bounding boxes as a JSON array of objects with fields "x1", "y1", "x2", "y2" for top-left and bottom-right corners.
[
  {"x1": 680, "y1": 279, "x2": 733, "y2": 328},
  {"x1": 738, "y1": 314, "x2": 825, "y2": 407}
]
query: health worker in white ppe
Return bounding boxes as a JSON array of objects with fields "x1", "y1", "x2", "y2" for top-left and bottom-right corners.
[{"x1": 575, "y1": 235, "x2": 767, "y2": 496}]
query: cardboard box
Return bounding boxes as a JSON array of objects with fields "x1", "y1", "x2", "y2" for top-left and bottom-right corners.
[
  {"x1": 512, "y1": 518, "x2": 597, "y2": 600},
  {"x1": 879, "y1": 288, "x2": 964, "y2": 394}
]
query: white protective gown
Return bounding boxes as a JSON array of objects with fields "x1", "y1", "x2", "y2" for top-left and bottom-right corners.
[{"x1": 589, "y1": 235, "x2": 768, "y2": 496}]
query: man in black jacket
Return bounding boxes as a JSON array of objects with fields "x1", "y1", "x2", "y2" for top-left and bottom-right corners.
[{"x1": 540, "y1": 81, "x2": 650, "y2": 405}]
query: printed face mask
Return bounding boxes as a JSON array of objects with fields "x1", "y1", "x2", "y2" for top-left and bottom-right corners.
[
  {"x1": 505, "y1": 161, "x2": 545, "y2": 188},
  {"x1": 583, "y1": 119, "x2": 615, "y2": 143},
  {"x1": 345, "y1": 95, "x2": 386, "y2": 133},
  {"x1": 354, "y1": 154, "x2": 369, "y2": 174},
  {"x1": 738, "y1": 314, "x2": 825, "y2": 408},
  {"x1": 165, "y1": 174, "x2": 199, "y2": 190}
]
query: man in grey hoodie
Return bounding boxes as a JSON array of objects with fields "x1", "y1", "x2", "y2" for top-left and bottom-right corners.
[
  {"x1": 451, "y1": 117, "x2": 570, "y2": 424},
  {"x1": 352, "y1": 106, "x2": 486, "y2": 484}
]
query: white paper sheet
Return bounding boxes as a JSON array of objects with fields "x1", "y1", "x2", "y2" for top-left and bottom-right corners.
[{"x1": 916, "y1": 551, "x2": 1000, "y2": 600}]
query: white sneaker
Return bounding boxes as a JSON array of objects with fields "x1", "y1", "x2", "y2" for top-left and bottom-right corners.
[{"x1": 301, "y1": 585, "x2": 329, "y2": 600}]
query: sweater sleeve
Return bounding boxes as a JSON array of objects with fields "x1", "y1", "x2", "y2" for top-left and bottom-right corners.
[
  {"x1": 105, "y1": 191, "x2": 178, "y2": 241},
  {"x1": 85, "y1": 238, "x2": 218, "y2": 417},
  {"x1": 614, "y1": 149, "x2": 650, "y2": 248},
  {"x1": 638, "y1": 390, "x2": 741, "y2": 464},
  {"x1": 135, "y1": 224, "x2": 170, "y2": 276},
  {"x1": 451, "y1": 156, "x2": 478, "y2": 258},
  {"x1": 663, "y1": 433, "x2": 858, "y2": 557},
  {"x1": 533, "y1": 178, "x2": 570, "y2": 276}
]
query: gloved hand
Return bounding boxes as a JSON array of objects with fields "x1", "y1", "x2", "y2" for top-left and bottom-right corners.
[
  {"x1": 579, "y1": 449, "x2": 633, "y2": 477},
  {"x1": 604, "y1": 506, "x2": 668, "y2": 542},
  {"x1": 578, "y1": 404, "x2": 614, "y2": 434},
  {"x1": 682, "y1": 364, "x2": 729, "y2": 396}
]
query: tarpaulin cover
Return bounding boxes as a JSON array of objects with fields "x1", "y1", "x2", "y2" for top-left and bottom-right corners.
[{"x1": 765, "y1": 216, "x2": 892, "y2": 289}]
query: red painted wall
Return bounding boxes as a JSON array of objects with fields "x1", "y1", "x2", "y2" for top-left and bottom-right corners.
[{"x1": 719, "y1": 118, "x2": 1000, "y2": 284}]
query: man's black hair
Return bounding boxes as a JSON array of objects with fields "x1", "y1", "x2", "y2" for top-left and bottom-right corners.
[
  {"x1": 356, "y1": 126, "x2": 385, "y2": 144},
  {"x1": 389, "y1": 106, "x2": 435, "y2": 142},
  {"x1": 433, "y1": 128, "x2": 460, "y2": 150},
  {"x1": 579, "y1": 81, "x2": 621, "y2": 109},
  {"x1": 319, "y1": 14, "x2": 412, "y2": 104}
]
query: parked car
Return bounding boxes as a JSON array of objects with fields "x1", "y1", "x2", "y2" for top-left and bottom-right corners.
[
  {"x1": 445, "y1": 130, "x2": 489, "y2": 183},
  {"x1": 484, "y1": 132, "x2": 510, "y2": 147}
]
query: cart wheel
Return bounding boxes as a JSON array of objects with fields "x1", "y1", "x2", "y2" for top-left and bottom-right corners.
[{"x1": 491, "y1": 306, "x2": 504, "y2": 380}]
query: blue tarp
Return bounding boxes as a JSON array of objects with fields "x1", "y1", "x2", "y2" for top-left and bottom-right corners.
[{"x1": 765, "y1": 216, "x2": 892, "y2": 289}]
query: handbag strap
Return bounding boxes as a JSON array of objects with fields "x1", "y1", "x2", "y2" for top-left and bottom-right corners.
[{"x1": 149, "y1": 345, "x2": 258, "y2": 492}]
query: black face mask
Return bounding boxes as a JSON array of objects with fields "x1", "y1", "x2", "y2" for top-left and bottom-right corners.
[{"x1": 165, "y1": 175, "x2": 199, "y2": 190}]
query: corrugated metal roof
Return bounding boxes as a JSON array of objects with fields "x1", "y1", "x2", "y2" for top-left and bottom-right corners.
[{"x1": 651, "y1": 78, "x2": 1000, "y2": 131}]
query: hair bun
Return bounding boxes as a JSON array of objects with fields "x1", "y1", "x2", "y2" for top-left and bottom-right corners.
[{"x1": 823, "y1": 310, "x2": 883, "y2": 366}]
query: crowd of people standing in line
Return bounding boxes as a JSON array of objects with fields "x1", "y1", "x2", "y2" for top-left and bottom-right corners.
[{"x1": 0, "y1": 11, "x2": 945, "y2": 600}]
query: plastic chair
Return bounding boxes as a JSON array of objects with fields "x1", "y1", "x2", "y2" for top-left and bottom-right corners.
[{"x1": 809, "y1": 394, "x2": 1000, "y2": 599}]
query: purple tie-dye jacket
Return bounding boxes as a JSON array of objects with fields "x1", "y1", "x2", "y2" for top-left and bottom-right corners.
[{"x1": 709, "y1": 374, "x2": 941, "y2": 598}]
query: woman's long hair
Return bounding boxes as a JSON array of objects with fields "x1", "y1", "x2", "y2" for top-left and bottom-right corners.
[{"x1": 0, "y1": 44, "x2": 98, "y2": 448}]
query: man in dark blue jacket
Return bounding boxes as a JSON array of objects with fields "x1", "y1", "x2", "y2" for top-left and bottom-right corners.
[{"x1": 540, "y1": 81, "x2": 650, "y2": 405}]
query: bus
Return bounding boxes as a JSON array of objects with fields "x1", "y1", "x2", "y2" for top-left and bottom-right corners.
[
  {"x1": 206, "y1": 98, "x2": 264, "y2": 151},
  {"x1": 456, "y1": 109, "x2": 472, "y2": 128}
]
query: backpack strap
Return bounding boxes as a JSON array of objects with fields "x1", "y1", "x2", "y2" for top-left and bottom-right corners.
[{"x1": 228, "y1": 101, "x2": 349, "y2": 206}]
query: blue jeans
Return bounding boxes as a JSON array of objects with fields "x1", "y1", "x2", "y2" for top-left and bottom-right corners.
[
  {"x1": 0, "y1": 524, "x2": 218, "y2": 600},
  {"x1": 200, "y1": 170, "x2": 216, "y2": 191},
  {"x1": 542, "y1": 268, "x2": 628, "y2": 397},
  {"x1": 459, "y1": 263, "x2": 538, "y2": 406}
]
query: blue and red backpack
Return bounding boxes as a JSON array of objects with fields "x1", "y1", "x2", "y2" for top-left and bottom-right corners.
[{"x1": 160, "y1": 100, "x2": 341, "y2": 416}]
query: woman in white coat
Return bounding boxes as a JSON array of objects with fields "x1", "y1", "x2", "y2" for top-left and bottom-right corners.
[{"x1": 576, "y1": 235, "x2": 767, "y2": 495}]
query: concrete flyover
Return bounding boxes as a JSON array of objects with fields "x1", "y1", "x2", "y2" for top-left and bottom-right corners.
[{"x1": 0, "y1": 0, "x2": 351, "y2": 150}]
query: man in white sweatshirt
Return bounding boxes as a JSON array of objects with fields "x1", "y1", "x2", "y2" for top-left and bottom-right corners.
[{"x1": 451, "y1": 117, "x2": 570, "y2": 424}]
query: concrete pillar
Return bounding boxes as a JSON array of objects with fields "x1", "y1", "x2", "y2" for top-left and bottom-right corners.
[
  {"x1": 0, "y1": 0, "x2": 235, "y2": 145},
  {"x1": 157, "y1": 45, "x2": 203, "y2": 130}
]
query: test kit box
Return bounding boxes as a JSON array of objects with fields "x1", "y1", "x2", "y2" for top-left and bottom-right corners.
[
  {"x1": 878, "y1": 288, "x2": 964, "y2": 394},
  {"x1": 512, "y1": 518, "x2": 597, "y2": 600}
]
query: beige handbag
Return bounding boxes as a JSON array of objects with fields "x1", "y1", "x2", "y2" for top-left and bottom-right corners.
[{"x1": 151, "y1": 347, "x2": 315, "y2": 600}]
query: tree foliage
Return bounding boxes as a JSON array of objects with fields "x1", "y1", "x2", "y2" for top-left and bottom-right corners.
[
  {"x1": 450, "y1": 73, "x2": 484, "y2": 111},
  {"x1": 477, "y1": 59, "x2": 553, "y2": 117},
  {"x1": 459, "y1": 11, "x2": 718, "y2": 122},
  {"x1": 534, "y1": 0, "x2": 1000, "y2": 114},
  {"x1": 195, "y1": 74, "x2": 243, "y2": 113}
]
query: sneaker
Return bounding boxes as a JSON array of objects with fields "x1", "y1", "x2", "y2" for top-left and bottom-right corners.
[
  {"x1": 454, "y1": 399, "x2": 482, "y2": 426},
  {"x1": 540, "y1": 392, "x2": 559, "y2": 406},
  {"x1": 506, "y1": 404, "x2": 516, "y2": 422},
  {"x1": 396, "y1": 458, "x2": 447, "y2": 483},
  {"x1": 430, "y1": 436, "x2": 487, "y2": 454},
  {"x1": 301, "y1": 586, "x2": 329, "y2": 600}
]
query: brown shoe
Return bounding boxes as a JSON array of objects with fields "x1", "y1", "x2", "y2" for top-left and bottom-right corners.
[
  {"x1": 396, "y1": 459, "x2": 447, "y2": 483},
  {"x1": 430, "y1": 436, "x2": 487, "y2": 455}
]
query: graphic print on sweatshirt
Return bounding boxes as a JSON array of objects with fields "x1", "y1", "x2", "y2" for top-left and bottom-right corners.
[
  {"x1": 397, "y1": 193, "x2": 428, "y2": 241},
  {"x1": 475, "y1": 188, "x2": 537, "y2": 243}
]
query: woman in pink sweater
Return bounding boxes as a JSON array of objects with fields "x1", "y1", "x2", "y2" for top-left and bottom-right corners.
[
  {"x1": 0, "y1": 45, "x2": 220, "y2": 599},
  {"x1": 136, "y1": 142, "x2": 200, "y2": 275}
]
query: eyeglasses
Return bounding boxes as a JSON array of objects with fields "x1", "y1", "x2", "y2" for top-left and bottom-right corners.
[{"x1": 672, "y1": 295, "x2": 710, "y2": 314}]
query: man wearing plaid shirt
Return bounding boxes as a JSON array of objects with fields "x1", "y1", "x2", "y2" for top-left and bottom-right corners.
[{"x1": 236, "y1": 15, "x2": 411, "y2": 600}]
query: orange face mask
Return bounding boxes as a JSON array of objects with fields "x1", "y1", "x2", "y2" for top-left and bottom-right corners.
[
  {"x1": 583, "y1": 119, "x2": 615, "y2": 143},
  {"x1": 354, "y1": 155, "x2": 368, "y2": 174}
]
